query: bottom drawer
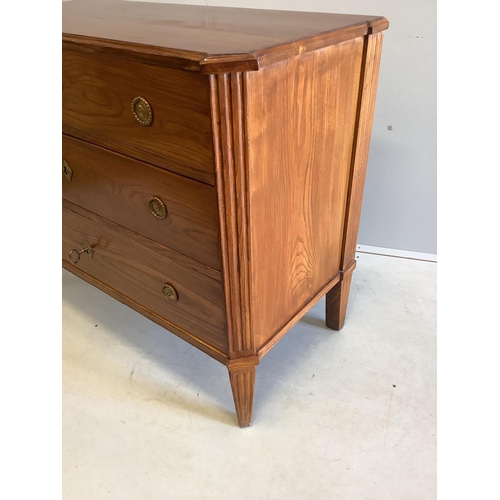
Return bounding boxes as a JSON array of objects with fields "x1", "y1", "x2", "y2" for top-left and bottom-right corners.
[{"x1": 62, "y1": 201, "x2": 227, "y2": 353}]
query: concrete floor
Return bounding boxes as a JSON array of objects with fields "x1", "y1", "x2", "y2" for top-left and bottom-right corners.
[{"x1": 63, "y1": 252, "x2": 436, "y2": 500}]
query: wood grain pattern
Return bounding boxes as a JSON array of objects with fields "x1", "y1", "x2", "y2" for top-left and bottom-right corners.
[
  {"x1": 210, "y1": 73, "x2": 254, "y2": 359},
  {"x1": 340, "y1": 32, "x2": 385, "y2": 271},
  {"x1": 244, "y1": 24, "x2": 372, "y2": 73},
  {"x1": 63, "y1": 0, "x2": 388, "y2": 72},
  {"x1": 63, "y1": 262, "x2": 227, "y2": 365},
  {"x1": 62, "y1": 49, "x2": 215, "y2": 184},
  {"x1": 62, "y1": 135, "x2": 221, "y2": 270},
  {"x1": 62, "y1": 201, "x2": 227, "y2": 353},
  {"x1": 226, "y1": 356, "x2": 259, "y2": 371},
  {"x1": 244, "y1": 38, "x2": 365, "y2": 349},
  {"x1": 258, "y1": 273, "x2": 341, "y2": 359},
  {"x1": 200, "y1": 24, "x2": 373, "y2": 74},
  {"x1": 62, "y1": 35, "x2": 205, "y2": 72},
  {"x1": 228, "y1": 366, "x2": 256, "y2": 428}
]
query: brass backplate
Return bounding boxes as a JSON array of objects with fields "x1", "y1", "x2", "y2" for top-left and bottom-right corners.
[
  {"x1": 148, "y1": 196, "x2": 167, "y2": 219},
  {"x1": 162, "y1": 283, "x2": 178, "y2": 302},
  {"x1": 62, "y1": 160, "x2": 73, "y2": 181},
  {"x1": 132, "y1": 96, "x2": 153, "y2": 126}
]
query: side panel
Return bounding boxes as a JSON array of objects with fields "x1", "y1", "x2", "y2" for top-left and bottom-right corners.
[{"x1": 244, "y1": 38, "x2": 364, "y2": 349}]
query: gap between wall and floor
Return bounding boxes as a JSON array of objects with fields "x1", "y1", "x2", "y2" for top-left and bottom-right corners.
[{"x1": 356, "y1": 244, "x2": 437, "y2": 263}]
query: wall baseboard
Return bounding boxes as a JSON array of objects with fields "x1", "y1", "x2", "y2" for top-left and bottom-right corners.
[{"x1": 356, "y1": 244, "x2": 437, "y2": 263}]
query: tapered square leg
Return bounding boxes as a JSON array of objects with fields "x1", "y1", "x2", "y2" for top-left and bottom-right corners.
[
  {"x1": 326, "y1": 271, "x2": 353, "y2": 330},
  {"x1": 228, "y1": 365, "x2": 256, "y2": 428}
]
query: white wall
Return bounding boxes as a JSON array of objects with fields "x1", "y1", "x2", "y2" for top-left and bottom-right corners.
[{"x1": 128, "y1": 0, "x2": 437, "y2": 254}]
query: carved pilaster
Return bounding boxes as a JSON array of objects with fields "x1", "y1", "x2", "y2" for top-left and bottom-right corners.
[{"x1": 209, "y1": 73, "x2": 254, "y2": 359}]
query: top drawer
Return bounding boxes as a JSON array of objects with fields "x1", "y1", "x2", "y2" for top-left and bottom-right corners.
[{"x1": 62, "y1": 49, "x2": 215, "y2": 184}]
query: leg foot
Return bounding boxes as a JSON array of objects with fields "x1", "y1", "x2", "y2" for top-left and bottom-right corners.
[
  {"x1": 326, "y1": 271, "x2": 353, "y2": 330},
  {"x1": 228, "y1": 364, "x2": 256, "y2": 428}
]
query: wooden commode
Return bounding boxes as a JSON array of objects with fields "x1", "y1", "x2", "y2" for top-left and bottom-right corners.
[{"x1": 62, "y1": 0, "x2": 388, "y2": 427}]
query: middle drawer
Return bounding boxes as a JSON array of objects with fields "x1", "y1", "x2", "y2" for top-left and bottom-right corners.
[{"x1": 62, "y1": 135, "x2": 221, "y2": 271}]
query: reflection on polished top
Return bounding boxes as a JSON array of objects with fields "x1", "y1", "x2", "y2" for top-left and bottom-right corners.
[{"x1": 62, "y1": 0, "x2": 387, "y2": 57}]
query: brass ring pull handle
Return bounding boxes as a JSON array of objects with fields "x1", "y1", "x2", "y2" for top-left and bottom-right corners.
[
  {"x1": 148, "y1": 196, "x2": 168, "y2": 219},
  {"x1": 131, "y1": 96, "x2": 153, "y2": 126},
  {"x1": 69, "y1": 241, "x2": 94, "y2": 264},
  {"x1": 162, "y1": 283, "x2": 178, "y2": 302}
]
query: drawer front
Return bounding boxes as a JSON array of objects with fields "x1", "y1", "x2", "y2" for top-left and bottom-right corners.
[
  {"x1": 62, "y1": 135, "x2": 221, "y2": 271},
  {"x1": 62, "y1": 201, "x2": 227, "y2": 353},
  {"x1": 62, "y1": 49, "x2": 215, "y2": 184}
]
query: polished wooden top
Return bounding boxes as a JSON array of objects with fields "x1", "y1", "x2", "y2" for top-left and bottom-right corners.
[{"x1": 62, "y1": 1, "x2": 388, "y2": 72}]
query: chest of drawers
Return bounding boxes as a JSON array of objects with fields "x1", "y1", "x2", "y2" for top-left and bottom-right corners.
[{"x1": 62, "y1": 0, "x2": 388, "y2": 427}]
